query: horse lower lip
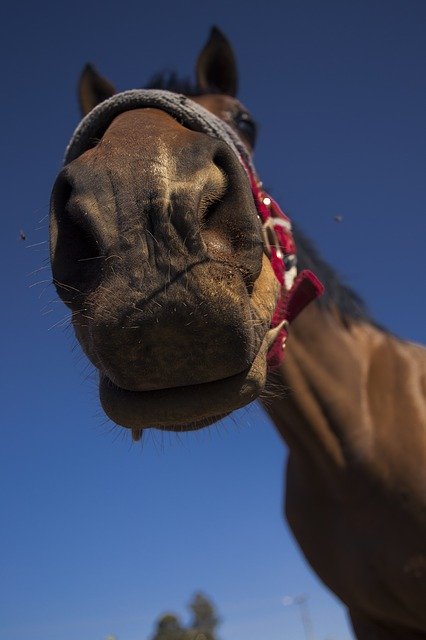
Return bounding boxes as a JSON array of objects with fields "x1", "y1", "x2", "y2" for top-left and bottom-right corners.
[
  {"x1": 99, "y1": 370, "x2": 260, "y2": 430},
  {"x1": 98, "y1": 324, "x2": 278, "y2": 431},
  {"x1": 99, "y1": 358, "x2": 267, "y2": 433}
]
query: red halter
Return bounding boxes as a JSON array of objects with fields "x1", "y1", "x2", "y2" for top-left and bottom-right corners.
[{"x1": 247, "y1": 169, "x2": 324, "y2": 368}]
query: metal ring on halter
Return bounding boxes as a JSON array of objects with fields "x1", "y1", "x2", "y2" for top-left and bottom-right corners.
[{"x1": 261, "y1": 217, "x2": 292, "y2": 260}]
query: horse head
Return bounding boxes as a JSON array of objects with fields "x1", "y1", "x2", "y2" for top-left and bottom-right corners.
[{"x1": 50, "y1": 28, "x2": 320, "y2": 436}]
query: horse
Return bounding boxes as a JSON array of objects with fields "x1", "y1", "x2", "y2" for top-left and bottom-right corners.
[{"x1": 49, "y1": 27, "x2": 426, "y2": 640}]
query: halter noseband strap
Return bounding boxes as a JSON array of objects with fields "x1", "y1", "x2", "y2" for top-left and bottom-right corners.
[{"x1": 65, "y1": 89, "x2": 323, "y2": 368}]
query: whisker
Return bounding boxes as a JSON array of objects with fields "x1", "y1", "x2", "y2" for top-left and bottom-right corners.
[
  {"x1": 48, "y1": 315, "x2": 72, "y2": 330},
  {"x1": 26, "y1": 240, "x2": 47, "y2": 248},
  {"x1": 40, "y1": 298, "x2": 63, "y2": 312},
  {"x1": 27, "y1": 265, "x2": 50, "y2": 277},
  {"x1": 38, "y1": 282, "x2": 53, "y2": 299},
  {"x1": 53, "y1": 279, "x2": 81, "y2": 293},
  {"x1": 77, "y1": 255, "x2": 106, "y2": 262},
  {"x1": 29, "y1": 278, "x2": 51, "y2": 288}
]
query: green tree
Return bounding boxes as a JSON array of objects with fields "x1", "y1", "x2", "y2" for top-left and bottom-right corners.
[
  {"x1": 150, "y1": 593, "x2": 220, "y2": 640},
  {"x1": 150, "y1": 613, "x2": 186, "y2": 640},
  {"x1": 187, "y1": 593, "x2": 220, "y2": 640}
]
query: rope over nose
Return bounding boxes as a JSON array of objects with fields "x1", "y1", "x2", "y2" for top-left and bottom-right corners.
[{"x1": 64, "y1": 89, "x2": 324, "y2": 368}]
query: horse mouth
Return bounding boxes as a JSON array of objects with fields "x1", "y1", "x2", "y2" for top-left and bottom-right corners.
[
  {"x1": 99, "y1": 322, "x2": 282, "y2": 432},
  {"x1": 99, "y1": 366, "x2": 260, "y2": 432}
]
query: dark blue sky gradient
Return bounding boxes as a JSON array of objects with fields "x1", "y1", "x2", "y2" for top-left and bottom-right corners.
[{"x1": 1, "y1": 2, "x2": 426, "y2": 639}]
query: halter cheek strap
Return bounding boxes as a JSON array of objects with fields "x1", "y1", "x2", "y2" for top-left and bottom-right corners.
[
  {"x1": 64, "y1": 89, "x2": 324, "y2": 369},
  {"x1": 247, "y1": 172, "x2": 324, "y2": 368}
]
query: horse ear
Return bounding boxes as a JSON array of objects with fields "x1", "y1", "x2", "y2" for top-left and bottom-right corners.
[
  {"x1": 78, "y1": 64, "x2": 116, "y2": 116},
  {"x1": 196, "y1": 26, "x2": 238, "y2": 97}
]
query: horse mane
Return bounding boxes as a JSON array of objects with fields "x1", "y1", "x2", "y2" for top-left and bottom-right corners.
[
  {"x1": 145, "y1": 72, "x2": 203, "y2": 96},
  {"x1": 293, "y1": 224, "x2": 376, "y2": 325},
  {"x1": 146, "y1": 72, "x2": 375, "y2": 327}
]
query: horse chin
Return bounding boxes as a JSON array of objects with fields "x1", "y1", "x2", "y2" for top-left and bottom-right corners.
[{"x1": 98, "y1": 323, "x2": 280, "y2": 432}]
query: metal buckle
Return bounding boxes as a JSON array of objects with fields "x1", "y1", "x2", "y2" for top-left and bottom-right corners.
[{"x1": 261, "y1": 217, "x2": 292, "y2": 260}]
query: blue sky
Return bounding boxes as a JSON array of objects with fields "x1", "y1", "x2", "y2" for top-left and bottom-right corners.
[{"x1": 1, "y1": 1, "x2": 426, "y2": 639}]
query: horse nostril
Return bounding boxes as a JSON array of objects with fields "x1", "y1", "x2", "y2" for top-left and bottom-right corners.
[
  {"x1": 198, "y1": 150, "x2": 230, "y2": 226},
  {"x1": 200, "y1": 191, "x2": 223, "y2": 225},
  {"x1": 50, "y1": 175, "x2": 104, "y2": 302}
]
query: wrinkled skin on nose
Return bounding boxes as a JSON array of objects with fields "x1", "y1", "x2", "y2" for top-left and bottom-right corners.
[{"x1": 50, "y1": 108, "x2": 280, "y2": 430}]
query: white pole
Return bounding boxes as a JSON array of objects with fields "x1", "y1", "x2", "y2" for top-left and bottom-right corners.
[{"x1": 282, "y1": 594, "x2": 315, "y2": 640}]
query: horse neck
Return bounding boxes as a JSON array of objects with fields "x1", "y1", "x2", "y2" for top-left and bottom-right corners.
[
  {"x1": 263, "y1": 297, "x2": 426, "y2": 495},
  {"x1": 262, "y1": 224, "x2": 385, "y2": 483},
  {"x1": 263, "y1": 302, "x2": 383, "y2": 480},
  {"x1": 263, "y1": 300, "x2": 426, "y2": 633}
]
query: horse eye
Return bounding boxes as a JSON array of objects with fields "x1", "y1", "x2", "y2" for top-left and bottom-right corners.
[{"x1": 233, "y1": 111, "x2": 257, "y2": 147}]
